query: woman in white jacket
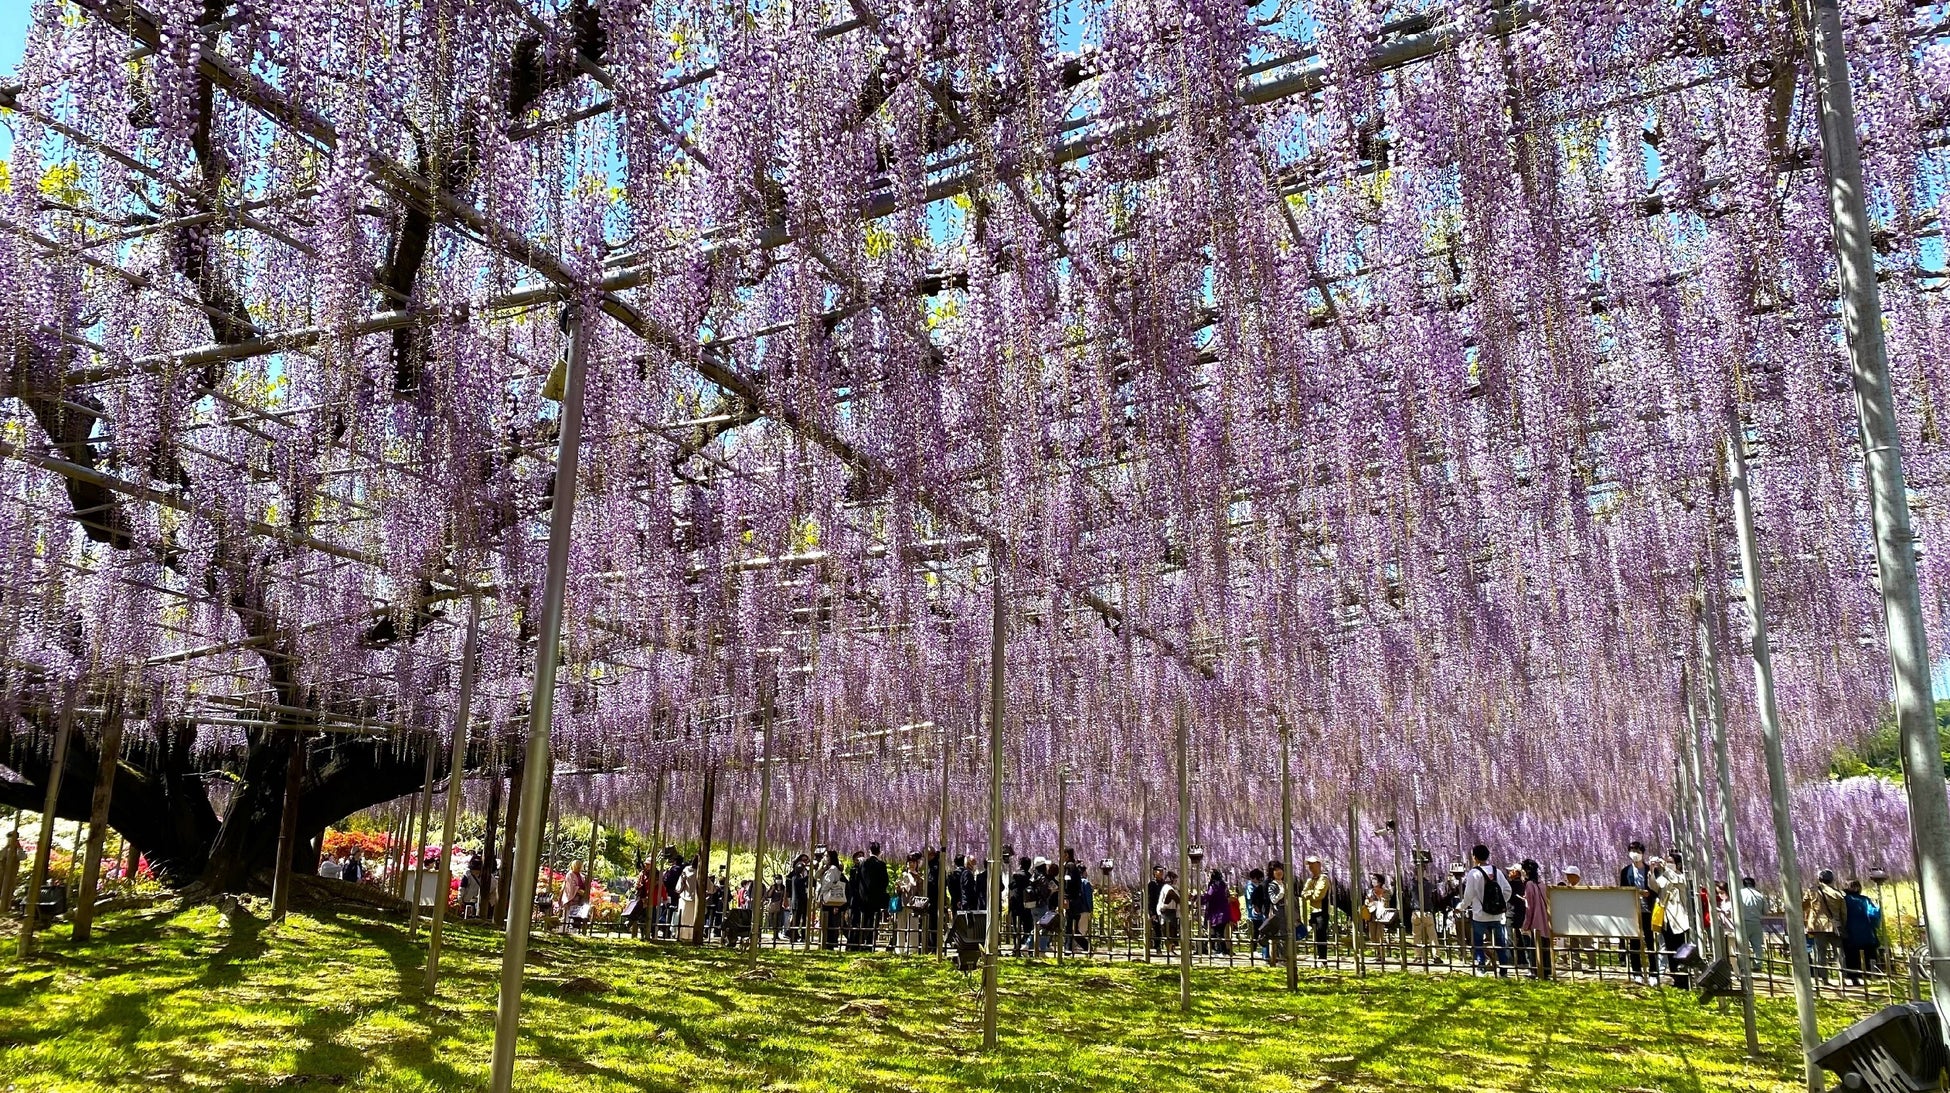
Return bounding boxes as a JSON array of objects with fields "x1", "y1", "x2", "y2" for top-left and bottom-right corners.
[
  {"x1": 677, "y1": 860, "x2": 703, "y2": 942},
  {"x1": 816, "y1": 850, "x2": 849, "y2": 949},
  {"x1": 1650, "y1": 855, "x2": 1693, "y2": 988}
]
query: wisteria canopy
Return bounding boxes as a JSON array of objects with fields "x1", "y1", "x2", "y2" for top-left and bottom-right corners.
[{"x1": 1, "y1": 0, "x2": 1946, "y2": 892}]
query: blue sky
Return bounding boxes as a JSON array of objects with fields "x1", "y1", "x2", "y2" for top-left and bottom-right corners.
[{"x1": 1, "y1": 6, "x2": 25, "y2": 158}]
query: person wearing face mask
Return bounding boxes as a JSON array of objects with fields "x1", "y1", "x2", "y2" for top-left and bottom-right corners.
[
  {"x1": 1620, "y1": 840, "x2": 1654, "y2": 984},
  {"x1": 1649, "y1": 853, "x2": 1693, "y2": 989}
]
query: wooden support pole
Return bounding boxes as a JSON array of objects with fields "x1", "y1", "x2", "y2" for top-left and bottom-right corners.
[
  {"x1": 73, "y1": 692, "x2": 126, "y2": 944},
  {"x1": 19, "y1": 686, "x2": 76, "y2": 956},
  {"x1": 270, "y1": 733, "x2": 308, "y2": 921}
]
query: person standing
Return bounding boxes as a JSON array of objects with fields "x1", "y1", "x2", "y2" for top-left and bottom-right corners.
[
  {"x1": 816, "y1": 850, "x2": 848, "y2": 949},
  {"x1": 659, "y1": 849, "x2": 684, "y2": 940},
  {"x1": 1408, "y1": 860, "x2": 1442, "y2": 964},
  {"x1": 1650, "y1": 854, "x2": 1694, "y2": 988},
  {"x1": 1008, "y1": 856, "x2": 1034, "y2": 956},
  {"x1": 1804, "y1": 869, "x2": 1846, "y2": 983},
  {"x1": 559, "y1": 860, "x2": 588, "y2": 935},
  {"x1": 1518, "y1": 859, "x2": 1551, "y2": 978},
  {"x1": 1157, "y1": 869, "x2": 1183, "y2": 953},
  {"x1": 1619, "y1": 840, "x2": 1653, "y2": 983},
  {"x1": 1460, "y1": 844, "x2": 1512, "y2": 977},
  {"x1": 857, "y1": 843, "x2": 891, "y2": 951},
  {"x1": 1264, "y1": 861, "x2": 1290, "y2": 962},
  {"x1": 1842, "y1": 878, "x2": 1882, "y2": 985},
  {"x1": 1302, "y1": 856, "x2": 1332, "y2": 962},
  {"x1": 1244, "y1": 868, "x2": 1271, "y2": 959},
  {"x1": 1737, "y1": 876, "x2": 1767, "y2": 964},
  {"x1": 1203, "y1": 869, "x2": 1233, "y2": 956},
  {"x1": 1073, "y1": 866, "x2": 1095, "y2": 953},
  {"x1": 785, "y1": 854, "x2": 810, "y2": 943},
  {"x1": 896, "y1": 853, "x2": 926, "y2": 953}
]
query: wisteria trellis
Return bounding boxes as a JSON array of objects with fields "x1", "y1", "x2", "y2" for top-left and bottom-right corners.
[{"x1": 1, "y1": 0, "x2": 1947, "y2": 889}]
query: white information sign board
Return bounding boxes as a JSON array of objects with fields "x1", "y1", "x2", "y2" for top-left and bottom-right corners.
[{"x1": 1546, "y1": 885, "x2": 1645, "y2": 939}]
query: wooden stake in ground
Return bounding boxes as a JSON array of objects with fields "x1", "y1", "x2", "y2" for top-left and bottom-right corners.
[
  {"x1": 73, "y1": 692, "x2": 126, "y2": 943},
  {"x1": 20, "y1": 686, "x2": 77, "y2": 956},
  {"x1": 270, "y1": 732, "x2": 309, "y2": 921},
  {"x1": 1176, "y1": 698, "x2": 1191, "y2": 1013}
]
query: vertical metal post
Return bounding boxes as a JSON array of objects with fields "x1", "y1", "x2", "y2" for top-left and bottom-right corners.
[
  {"x1": 983, "y1": 565, "x2": 1005, "y2": 1050},
  {"x1": 1176, "y1": 698, "x2": 1192, "y2": 1012},
  {"x1": 750, "y1": 705, "x2": 773, "y2": 965},
  {"x1": 270, "y1": 732, "x2": 308, "y2": 921},
  {"x1": 73, "y1": 691, "x2": 125, "y2": 944},
  {"x1": 1806, "y1": 0, "x2": 1950, "y2": 1054},
  {"x1": 426, "y1": 595, "x2": 480, "y2": 993},
  {"x1": 1280, "y1": 725, "x2": 1297, "y2": 990},
  {"x1": 407, "y1": 741, "x2": 439, "y2": 935},
  {"x1": 1695, "y1": 593, "x2": 1763, "y2": 1058},
  {"x1": 937, "y1": 705, "x2": 952, "y2": 958},
  {"x1": 1141, "y1": 781, "x2": 1152, "y2": 963},
  {"x1": 1723, "y1": 408, "x2": 1821, "y2": 1090},
  {"x1": 19, "y1": 686, "x2": 75, "y2": 956},
  {"x1": 1347, "y1": 798, "x2": 1363, "y2": 976},
  {"x1": 1680, "y1": 677, "x2": 1722, "y2": 959},
  {"x1": 1056, "y1": 767, "x2": 1068, "y2": 964},
  {"x1": 693, "y1": 768, "x2": 716, "y2": 945},
  {"x1": 489, "y1": 308, "x2": 591, "y2": 1093}
]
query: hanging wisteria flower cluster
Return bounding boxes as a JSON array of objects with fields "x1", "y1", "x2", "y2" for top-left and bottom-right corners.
[{"x1": 2, "y1": 0, "x2": 1947, "y2": 888}]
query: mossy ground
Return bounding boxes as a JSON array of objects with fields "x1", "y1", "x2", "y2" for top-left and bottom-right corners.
[{"x1": 0, "y1": 906, "x2": 1879, "y2": 1091}]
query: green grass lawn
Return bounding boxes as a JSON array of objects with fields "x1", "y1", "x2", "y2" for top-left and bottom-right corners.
[{"x1": 0, "y1": 906, "x2": 1881, "y2": 1091}]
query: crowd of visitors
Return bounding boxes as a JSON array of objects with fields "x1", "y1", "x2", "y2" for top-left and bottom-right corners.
[{"x1": 315, "y1": 829, "x2": 1895, "y2": 992}]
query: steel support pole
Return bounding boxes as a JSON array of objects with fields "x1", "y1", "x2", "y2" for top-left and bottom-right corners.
[
  {"x1": 1347, "y1": 798, "x2": 1363, "y2": 976},
  {"x1": 936, "y1": 709, "x2": 952, "y2": 958},
  {"x1": 1141, "y1": 782, "x2": 1152, "y2": 963},
  {"x1": 1695, "y1": 595, "x2": 1762, "y2": 1059},
  {"x1": 270, "y1": 732, "x2": 308, "y2": 921},
  {"x1": 1680, "y1": 677, "x2": 1723, "y2": 959},
  {"x1": 1723, "y1": 410, "x2": 1821, "y2": 1090},
  {"x1": 19, "y1": 687, "x2": 75, "y2": 956},
  {"x1": 750, "y1": 707, "x2": 773, "y2": 966},
  {"x1": 983, "y1": 567, "x2": 1005, "y2": 1050},
  {"x1": 1176, "y1": 698, "x2": 1192, "y2": 1012},
  {"x1": 488, "y1": 309, "x2": 591, "y2": 1093},
  {"x1": 426, "y1": 595, "x2": 480, "y2": 994},
  {"x1": 73, "y1": 692, "x2": 125, "y2": 944},
  {"x1": 1806, "y1": 0, "x2": 1950, "y2": 1052},
  {"x1": 1280, "y1": 726, "x2": 1298, "y2": 990},
  {"x1": 1060, "y1": 767, "x2": 1076, "y2": 962},
  {"x1": 406, "y1": 741, "x2": 439, "y2": 935}
]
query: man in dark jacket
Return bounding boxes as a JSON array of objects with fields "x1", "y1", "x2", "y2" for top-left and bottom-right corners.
[
  {"x1": 858, "y1": 842, "x2": 891, "y2": 951},
  {"x1": 786, "y1": 854, "x2": 810, "y2": 942},
  {"x1": 922, "y1": 847, "x2": 944, "y2": 953},
  {"x1": 1619, "y1": 840, "x2": 1653, "y2": 982},
  {"x1": 1145, "y1": 865, "x2": 1166, "y2": 953},
  {"x1": 1009, "y1": 857, "x2": 1034, "y2": 955},
  {"x1": 659, "y1": 848, "x2": 684, "y2": 940}
]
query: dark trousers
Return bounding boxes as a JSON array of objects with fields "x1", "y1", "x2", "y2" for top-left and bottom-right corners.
[
  {"x1": 1627, "y1": 912, "x2": 1655, "y2": 976},
  {"x1": 821, "y1": 906, "x2": 844, "y2": 949},
  {"x1": 1662, "y1": 928, "x2": 1692, "y2": 989},
  {"x1": 1010, "y1": 908, "x2": 1032, "y2": 954},
  {"x1": 1310, "y1": 911, "x2": 1331, "y2": 959}
]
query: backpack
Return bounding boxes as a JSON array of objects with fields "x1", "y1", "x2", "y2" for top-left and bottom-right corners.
[{"x1": 1476, "y1": 867, "x2": 1506, "y2": 916}]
